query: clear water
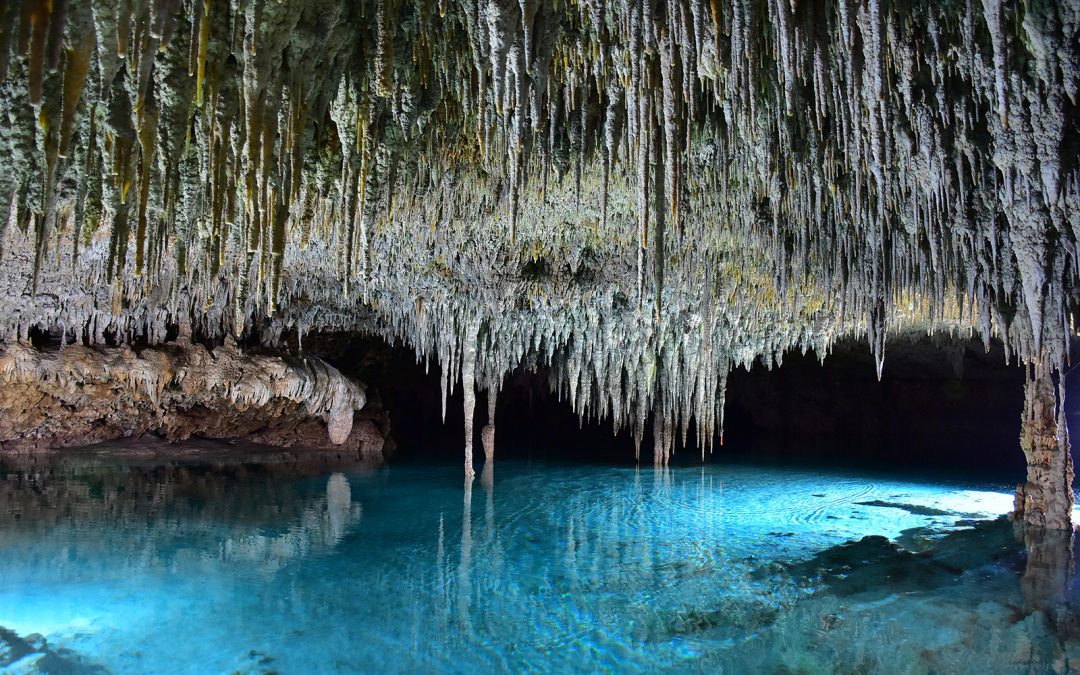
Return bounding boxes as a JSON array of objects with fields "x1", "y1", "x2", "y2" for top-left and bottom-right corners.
[{"x1": 1, "y1": 446, "x2": 1078, "y2": 674}]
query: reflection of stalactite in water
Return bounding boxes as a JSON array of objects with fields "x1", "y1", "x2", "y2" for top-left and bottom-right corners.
[
  {"x1": 482, "y1": 460, "x2": 495, "y2": 553},
  {"x1": 222, "y1": 474, "x2": 362, "y2": 564},
  {"x1": 481, "y1": 457, "x2": 494, "y2": 492},
  {"x1": 1016, "y1": 522, "x2": 1075, "y2": 617},
  {"x1": 457, "y1": 477, "x2": 473, "y2": 631},
  {"x1": 435, "y1": 512, "x2": 449, "y2": 638},
  {"x1": 654, "y1": 464, "x2": 672, "y2": 489},
  {"x1": 326, "y1": 473, "x2": 353, "y2": 543},
  {"x1": 566, "y1": 516, "x2": 578, "y2": 589}
]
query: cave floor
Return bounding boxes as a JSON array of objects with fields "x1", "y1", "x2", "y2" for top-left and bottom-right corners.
[{"x1": 0, "y1": 446, "x2": 1078, "y2": 674}]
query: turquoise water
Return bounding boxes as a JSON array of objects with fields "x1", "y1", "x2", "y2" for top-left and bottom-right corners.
[{"x1": 0, "y1": 446, "x2": 1077, "y2": 673}]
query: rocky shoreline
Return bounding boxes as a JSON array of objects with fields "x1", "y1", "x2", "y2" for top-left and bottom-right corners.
[{"x1": 0, "y1": 340, "x2": 391, "y2": 462}]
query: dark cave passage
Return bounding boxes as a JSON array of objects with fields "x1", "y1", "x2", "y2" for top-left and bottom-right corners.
[{"x1": 320, "y1": 333, "x2": 1063, "y2": 483}]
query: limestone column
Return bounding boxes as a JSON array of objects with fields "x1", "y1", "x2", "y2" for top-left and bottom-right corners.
[{"x1": 1014, "y1": 366, "x2": 1074, "y2": 530}]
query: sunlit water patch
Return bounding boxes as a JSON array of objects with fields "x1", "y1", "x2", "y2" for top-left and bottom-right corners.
[{"x1": 0, "y1": 448, "x2": 1077, "y2": 673}]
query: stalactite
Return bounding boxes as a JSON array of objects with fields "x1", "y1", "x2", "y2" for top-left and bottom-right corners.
[
  {"x1": 651, "y1": 96, "x2": 666, "y2": 323},
  {"x1": 482, "y1": 385, "x2": 496, "y2": 460},
  {"x1": 462, "y1": 313, "x2": 480, "y2": 478}
]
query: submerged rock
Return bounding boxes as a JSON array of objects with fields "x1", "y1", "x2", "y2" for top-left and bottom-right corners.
[
  {"x1": 0, "y1": 625, "x2": 104, "y2": 674},
  {"x1": 787, "y1": 534, "x2": 964, "y2": 597},
  {"x1": 855, "y1": 500, "x2": 962, "y2": 517},
  {"x1": 786, "y1": 518, "x2": 1024, "y2": 598}
]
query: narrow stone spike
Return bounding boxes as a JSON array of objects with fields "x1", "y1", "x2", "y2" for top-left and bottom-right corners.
[{"x1": 462, "y1": 313, "x2": 480, "y2": 478}]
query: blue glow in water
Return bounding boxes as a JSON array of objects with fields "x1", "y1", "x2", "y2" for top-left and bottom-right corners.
[{"x1": 0, "y1": 449, "x2": 1075, "y2": 673}]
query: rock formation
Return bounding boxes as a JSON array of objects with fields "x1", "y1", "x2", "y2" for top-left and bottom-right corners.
[
  {"x1": 0, "y1": 339, "x2": 389, "y2": 461},
  {"x1": 0, "y1": 624, "x2": 102, "y2": 674},
  {"x1": 1014, "y1": 366, "x2": 1074, "y2": 530},
  {"x1": 0, "y1": 0, "x2": 1076, "y2": 520}
]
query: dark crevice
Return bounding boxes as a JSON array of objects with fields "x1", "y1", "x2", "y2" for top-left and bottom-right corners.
[{"x1": 306, "y1": 332, "x2": 1055, "y2": 481}]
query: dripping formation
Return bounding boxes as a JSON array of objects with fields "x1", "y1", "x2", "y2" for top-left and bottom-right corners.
[{"x1": 0, "y1": 1, "x2": 1077, "y2": 491}]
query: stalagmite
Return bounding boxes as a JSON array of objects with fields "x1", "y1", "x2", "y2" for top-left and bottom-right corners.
[{"x1": 1014, "y1": 366, "x2": 1074, "y2": 530}]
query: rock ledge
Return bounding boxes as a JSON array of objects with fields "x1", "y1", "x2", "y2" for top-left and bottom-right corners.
[{"x1": 0, "y1": 340, "x2": 388, "y2": 461}]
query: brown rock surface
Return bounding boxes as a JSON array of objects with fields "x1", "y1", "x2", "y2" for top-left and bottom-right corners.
[
  {"x1": 0, "y1": 339, "x2": 390, "y2": 460},
  {"x1": 1014, "y1": 366, "x2": 1074, "y2": 530}
]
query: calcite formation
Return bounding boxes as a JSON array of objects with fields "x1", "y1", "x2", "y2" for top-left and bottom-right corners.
[
  {"x1": 0, "y1": 339, "x2": 387, "y2": 460},
  {"x1": 0, "y1": 1, "x2": 1077, "y2": 506},
  {"x1": 1014, "y1": 366, "x2": 1074, "y2": 530}
]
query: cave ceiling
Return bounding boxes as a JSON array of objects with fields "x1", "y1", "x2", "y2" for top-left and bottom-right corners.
[{"x1": 0, "y1": 0, "x2": 1077, "y2": 446}]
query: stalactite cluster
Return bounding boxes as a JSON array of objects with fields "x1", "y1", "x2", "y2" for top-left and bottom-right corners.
[{"x1": 0, "y1": 0, "x2": 1077, "y2": 457}]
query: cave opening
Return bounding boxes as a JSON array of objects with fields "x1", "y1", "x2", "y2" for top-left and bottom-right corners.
[{"x1": 315, "y1": 331, "x2": 1052, "y2": 484}]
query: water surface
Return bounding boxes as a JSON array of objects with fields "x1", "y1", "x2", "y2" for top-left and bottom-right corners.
[{"x1": 0, "y1": 445, "x2": 1077, "y2": 673}]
